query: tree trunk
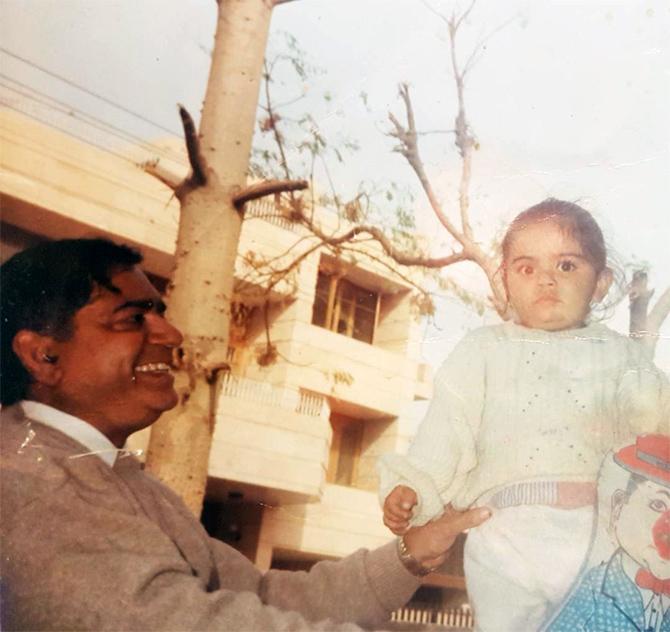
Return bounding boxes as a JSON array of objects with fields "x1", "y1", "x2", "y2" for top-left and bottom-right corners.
[{"x1": 145, "y1": 0, "x2": 275, "y2": 515}]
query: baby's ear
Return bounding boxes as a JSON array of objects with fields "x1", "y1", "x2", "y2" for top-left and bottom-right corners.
[{"x1": 593, "y1": 267, "x2": 614, "y2": 303}]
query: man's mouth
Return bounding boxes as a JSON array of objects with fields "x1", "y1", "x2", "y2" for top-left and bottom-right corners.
[{"x1": 134, "y1": 362, "x2": 172, "y2": 374}]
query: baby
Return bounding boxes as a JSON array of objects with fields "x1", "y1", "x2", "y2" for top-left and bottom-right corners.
[{"x1": 379, "y1": 199, "x2": 669, "y2": 631}]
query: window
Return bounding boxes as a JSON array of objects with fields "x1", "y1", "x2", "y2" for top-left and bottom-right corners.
[
  {"x1": 311, "y1": 272, "x2": 379, "y2": 344},
  {"x1": 326, "y1": 415, "x2": 363, "y2": 487}
]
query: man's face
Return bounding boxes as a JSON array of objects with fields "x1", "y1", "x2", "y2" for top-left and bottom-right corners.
[
  {"x1": 503, "y1": 221, "x2": 609, "y2": 331},
  {"x1": 614, "y1": 480, "x2": 670, "y2": 579},
  {"x1": 46, "y1": 267, "x2": 183, "y2": 446}
]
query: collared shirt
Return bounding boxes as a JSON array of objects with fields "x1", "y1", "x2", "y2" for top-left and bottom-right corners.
[
  {"x1": 621, "y1": 551, "x2": 670, "y2": 632},
  {"x1": 20, "y1": 400, "x2": 120, "y2": 466}
]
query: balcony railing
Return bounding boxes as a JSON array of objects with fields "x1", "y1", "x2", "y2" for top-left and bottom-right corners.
[
  {"x1": 391, "y1": 605, "x2": 474, "y2": 629},
  {"x1": 218, "y1": 373, "x2": 328, "y2": 420},
  {"x1": 245, "y1": 198, "x2": 300, "y2": 233}
]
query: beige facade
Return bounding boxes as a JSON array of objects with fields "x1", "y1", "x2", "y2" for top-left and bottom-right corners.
[{"x1": 0, "y1": 107, "x2": 437, "y2": 573}]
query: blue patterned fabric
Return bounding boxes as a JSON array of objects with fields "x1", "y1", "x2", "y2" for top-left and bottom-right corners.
[{"x1": 546, "y1": 549, "x2": 670, "y2": 632}]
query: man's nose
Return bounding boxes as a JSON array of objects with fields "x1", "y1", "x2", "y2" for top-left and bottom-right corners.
[{"x1": 145, "y1": 313, "x2": 184, "y2": 347}]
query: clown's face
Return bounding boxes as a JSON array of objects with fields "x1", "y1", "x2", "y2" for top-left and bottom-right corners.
[{"x1": 614, "y1": 480, "x2": 670, "y2": 579}]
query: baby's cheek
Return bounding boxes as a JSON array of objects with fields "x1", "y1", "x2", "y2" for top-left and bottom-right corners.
[{"x1": 652, "y1": 510, "x2": 670, "y2": 560}]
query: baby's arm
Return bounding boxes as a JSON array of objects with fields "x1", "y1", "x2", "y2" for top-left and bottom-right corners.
[{"x1": 378, "y1": 330, "x2": 487, "y2": 528}]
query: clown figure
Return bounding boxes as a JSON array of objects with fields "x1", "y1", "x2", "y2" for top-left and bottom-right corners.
[{"x1": 546, "y1": 434, "x2": 670, "y2": 632}]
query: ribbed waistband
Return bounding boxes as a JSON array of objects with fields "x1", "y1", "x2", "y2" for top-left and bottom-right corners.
[{"x1": 482, "y1": 481, "x2": 597, "y2": 510}]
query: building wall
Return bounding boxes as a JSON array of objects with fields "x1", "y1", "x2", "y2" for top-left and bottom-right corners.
[{"x1": 0, "y1": 107, "x2": 432, "y2": 568}]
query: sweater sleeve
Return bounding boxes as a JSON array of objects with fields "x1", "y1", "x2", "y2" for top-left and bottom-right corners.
[
  {"x1": 617, "y1": 338, "x2": 670, "y2": 435},
  {"x1": 378, "y1": 330, "x2": 486, "y2": 523},
  {"x1": 1, "y1": 454, "x2": 415, "y2": 632},
  {"x1": 254, "y1": 540, "x2": 420, "y2": 628}
]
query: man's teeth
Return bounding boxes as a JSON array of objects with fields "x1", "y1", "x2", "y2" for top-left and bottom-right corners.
[{"x1": 135, "y1": 363, "x2": 171, "y2": 373}]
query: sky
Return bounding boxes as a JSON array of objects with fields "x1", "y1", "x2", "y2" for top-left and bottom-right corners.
[{"x1": 1, "y1": 0, "x2": 668, "y2": 372}]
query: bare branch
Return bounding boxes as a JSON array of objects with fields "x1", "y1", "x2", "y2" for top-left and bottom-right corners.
[
  {"x1": 294, "y1": 210, "x2": 470, "y2": 269},
  {"x1": 420, "y1": 1, "x2": 450, "y2": 25},
  {"x1": 338, "y1": 244, "x2": 438, "y2": 295},
  {"x1": 388, "y1": 85, "x2": 467, "y2": 247},
  {"x1": 262, "y1": 62, "x2": 292, "y2": 180},
  {"x1": 233, "y1": 179, "x2": 308, "y2": 209},
  {"x1": 629, "y1": 271, "x2": 653, "y2": 338},
  {"x1": 462, "y1": 17, "x2": 516, "y2": 79},
  {"x1": 646, "y1": 286, "x2": 670, "y2": 353},
  {"x1": 454, "y1": 0, "x2": 477, "y2": 32},
  {"x1": 648, "y1": 287, "x2": 670, "y2": 333},
  {"x1": 178, "y1": 104, "x2": 206, "y2": 187},
  {"x1": 629, "y1": 271, "x2": 670, "y2": 354},
  {"x1": 140, "y1": 158, "x2": 183, "y2": 192}
]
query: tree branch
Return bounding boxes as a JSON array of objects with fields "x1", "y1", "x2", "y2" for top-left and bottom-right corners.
[
  {"x1": 262, "y1": 61, "x2": 292, "y2": 181},
  {"x1": 647, "y1": 286, "x2": 670, "y2": 353},
  {"x1": 629, "y1": 271, "x2": 670, "y2": 354},
  {"x1": 140, "y1": 158, "x2": 183, "y2": 192},
  {"x1": 295, "y1": 210, "x2": 470, "y2": 268},
  {"x1": 629, "y1": 271, "x2": 653, "y2": 338},
  {"x1": 388, "y1": 85, "x2": 464, "y2": 245},
  {"x1": 178, "y1": 104, "x2": 206, "y2": 187},
  {"x1": 233, "y1": 179, "x2": 308, "y2": 209}
]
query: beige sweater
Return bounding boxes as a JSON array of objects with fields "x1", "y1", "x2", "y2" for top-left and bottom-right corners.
[{"x1": 0, "y1": 405, "x2": 420, "y2": 631}]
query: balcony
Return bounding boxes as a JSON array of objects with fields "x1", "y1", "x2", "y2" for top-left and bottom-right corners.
[
  {"x1": 259, "y1": 483, "x2": 392, "y2": 560},
  {"x1": 275, "y1": 322, "x2": 417, "y2": 419},
  {"x1": 208, "y1": 374, "x2": 332, "y2": 500}
]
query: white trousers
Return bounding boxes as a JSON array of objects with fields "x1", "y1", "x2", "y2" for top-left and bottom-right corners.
[{"x1": 464, "y1": 505, "x2": 595, "y2": 632}]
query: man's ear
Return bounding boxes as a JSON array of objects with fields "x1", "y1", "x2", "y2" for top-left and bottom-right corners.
[
  {"x1": 593, "y1": 267, "x2": 614, "y2": 303},
  {"x1": 12, "y1": 330, "x2": 62, "y2": 387}
]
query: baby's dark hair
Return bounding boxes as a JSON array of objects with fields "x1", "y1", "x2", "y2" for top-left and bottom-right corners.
[{"x1": 501, "y1": 198, "x2": 608, "y2": 274}]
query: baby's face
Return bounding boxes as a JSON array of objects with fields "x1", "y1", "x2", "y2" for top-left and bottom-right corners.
[
  {"x1": 503, "y1": 221, "x2": 608, "y2": 331},
  {"x1": 615, "y1": 480, "x2": 670, "y2": 579}
]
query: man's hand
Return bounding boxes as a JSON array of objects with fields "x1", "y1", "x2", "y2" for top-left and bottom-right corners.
[
  {"x1": 383, "y1": 485, "x2": 418, "y2": 534},
  {"x1": 402, "y1": 504, "x2": 491, "y2": 571}
]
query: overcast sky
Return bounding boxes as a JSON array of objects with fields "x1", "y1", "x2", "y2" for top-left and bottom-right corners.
[{"x1": 1, "y1": 0, "x2": 668, "y2": 371}]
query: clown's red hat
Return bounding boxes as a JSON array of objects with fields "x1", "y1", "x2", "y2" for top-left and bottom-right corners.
[{"x1": 614, "y1": 434, "x2": 670, "y2": 488}]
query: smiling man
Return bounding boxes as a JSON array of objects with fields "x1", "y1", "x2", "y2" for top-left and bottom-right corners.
[{"x1": 0, "y1": 238, "x2": 490, "y2": 631}]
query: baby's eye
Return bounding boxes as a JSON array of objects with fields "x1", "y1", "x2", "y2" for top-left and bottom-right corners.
[
  {"x1": 518, "y1": 265, "x2": 534, "y2": 275},
  {"x1": 557, "y1": 260, "x2": 576, "y2": 272},
  {"x1": 649, "y1": 499, "x2": 668, "y2": 513}
]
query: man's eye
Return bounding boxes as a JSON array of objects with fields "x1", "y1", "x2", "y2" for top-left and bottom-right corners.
[
  {"x1": 649, "y1": 499, "x2": 667, "y2": 513},
  {"x1": 558, "y1": 260, "x2": 576, "y2": 272},
  {"x1": 129, "y1": 313, "x2": 146, "y2": 325}
]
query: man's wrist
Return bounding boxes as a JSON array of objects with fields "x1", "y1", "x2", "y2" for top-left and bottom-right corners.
[{"x1": 396, "y1": 535, "x2": 441, "y2": 577}]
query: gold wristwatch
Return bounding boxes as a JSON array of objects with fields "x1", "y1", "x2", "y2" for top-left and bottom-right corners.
[{"x1": 396, "y1": 536, "x2": 439, "y2": 577}]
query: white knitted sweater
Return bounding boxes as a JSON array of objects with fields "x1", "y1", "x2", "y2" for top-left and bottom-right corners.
[{"x1": 379, "y1": 322, "x2": 670, "y2": 524}]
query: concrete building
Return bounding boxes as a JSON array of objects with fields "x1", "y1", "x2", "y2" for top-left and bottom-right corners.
[{"x1": 1, "y1": 106, "x2": 441, "y2": 574}]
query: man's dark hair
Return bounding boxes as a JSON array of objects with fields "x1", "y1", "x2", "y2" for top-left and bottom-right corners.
[{"x1": 0, "y1": 238, "x2": 142, "y2": 405}]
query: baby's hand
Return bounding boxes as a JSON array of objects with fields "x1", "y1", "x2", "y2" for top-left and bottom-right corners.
[{"x1": 383, "y1": 485, "x2": 418, "y2": 535}]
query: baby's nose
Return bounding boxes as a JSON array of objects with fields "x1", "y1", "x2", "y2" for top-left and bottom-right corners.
[{"x1": 537, "y1": 269, "x2": 556, "y2": 285}]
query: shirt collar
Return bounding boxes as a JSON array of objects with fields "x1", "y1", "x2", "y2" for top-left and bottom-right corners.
[
  {"x1": 20, "y1": 400, "x2": 120, "y2": 466},
  {"x1": 620, "y1": 550, "x2": 670, "y2": 615}
]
